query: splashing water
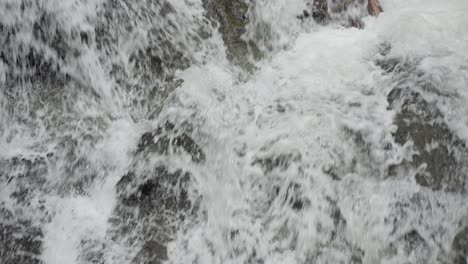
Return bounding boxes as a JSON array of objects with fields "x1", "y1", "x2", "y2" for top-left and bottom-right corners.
[{"x1": 1, "y1": 0, "x2": 468, "y2": 263}]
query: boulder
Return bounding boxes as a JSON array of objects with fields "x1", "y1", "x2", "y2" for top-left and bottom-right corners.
[
  {"x1": 451, "y1": 227, "x2": 468, "y2": 264},
  {"x1": 379, "y1": 50, "x2": 467, "y2": 192},
  {"x1": 203, "y1": 0, "x2": 260, "y2": 67},
  {"x1": 109, "y1": 121, "x2": 205, "y2": 262}
]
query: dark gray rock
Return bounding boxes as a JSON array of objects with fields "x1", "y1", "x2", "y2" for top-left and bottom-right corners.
[
  {"x1": 387, "y1": 83, "x2": 466, "y2": 192},
  {"x1": 108, "y1": 122, "x2": 205, "y2": 263},
  {"x1": 78, "y1": 239, "x2": 105, "y2": 264},
  {"x1": 380, "y1": 53, "x2": 467, "y2": 192},
  {"x1": 0, "y1": 156, "x2": 50, "y2": 264},
  {"x1": 399, "y1": 230, "x2": 429, "y2": 255},
  {"x1": 451, "y1": 227, "x2": 468, "y2": 264},
  {"x1": 137, "y1": 121, "x2": 206, "y2": 163},
  {"x1": 0, "y1": 156, "x2": 48, "y2": 205},
  {"x1": 95, "y1": 0, "x2": 198, "y2": 119},
  {"x1": 116, "y1": 167, "x2": 191, "y2": 215},
  {"x1": 300, "y1": 0, "x2": 370, "y2": 28},
  {"x1": 252, "y1": 152, "x2": 301, "y2": 174},
  {"x1": 111, "y1": 167, "x2": 191, "y2": 263},
  {"x1": 203, "y1": 0, "x2": 259, "y2": 67},
  {"x1": 133, "y1": 240, "x2": 168, "y2": 264},
  {"x1": 0, "y1": 213, "x2": 44, "y2": 264}
]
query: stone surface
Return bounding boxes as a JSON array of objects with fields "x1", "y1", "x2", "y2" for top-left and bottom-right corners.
[
  {"x1": 375, "y1": 46, "x2": 468, "y2": 192},
  {"x1": 451, "y1": 227, "x2": 468, "y2": 264},
  {"x1": 0, "y1": 214, "x2": 44, "y2": 264},
  {"x1": 137, "y1": 121, "x2": 206, "y2": 163},
  {"x1": 203, "y1": 0, "x2": 259, "y2": 67},
  {"x1": 109, "y1": 121, "x2": 205, "y2": 262},
  {"x1": 252, "y1": 152, "x2": 302, "y2": 174},
  {"x1": 299, "y1": 0, "x2": 382, "y2": 28},
  {"x1": 0, "y1": 156, "x2": 49, "y2": 264}
]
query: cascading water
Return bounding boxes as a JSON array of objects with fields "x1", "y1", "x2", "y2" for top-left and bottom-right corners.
[{"x1": 1, "y1": 0, "x2": 468, "y2": 263}]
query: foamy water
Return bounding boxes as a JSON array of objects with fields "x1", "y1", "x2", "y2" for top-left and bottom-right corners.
[{"x1": 1, "y1": 0, "x2": 468, "y2": 263}]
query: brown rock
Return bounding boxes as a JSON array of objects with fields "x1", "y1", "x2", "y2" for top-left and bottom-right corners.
[{"x1": 368, "y1": 0, "x2": 383, "y2": 16}]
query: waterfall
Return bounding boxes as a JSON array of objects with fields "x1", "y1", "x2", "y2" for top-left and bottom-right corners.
[{"x1": 1, "y1": 0, "x2": 468, "y2": 263}]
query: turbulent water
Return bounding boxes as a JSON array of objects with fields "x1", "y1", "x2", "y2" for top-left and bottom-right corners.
[{"x1": 1, "y1": 0, "x2": 468, "y2": 263}]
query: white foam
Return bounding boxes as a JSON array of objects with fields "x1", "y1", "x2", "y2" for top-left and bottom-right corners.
[{"x1": 165, "y1": 1, "x2": 468, "y2": 263}]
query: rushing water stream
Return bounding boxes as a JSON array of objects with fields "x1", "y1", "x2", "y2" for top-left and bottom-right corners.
[{"x1": 1, "y1": 0, "x2": 468, "y2": 263}]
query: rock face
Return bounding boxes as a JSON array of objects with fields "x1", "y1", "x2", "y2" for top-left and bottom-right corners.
[
  {"x1": 0, "y1": 156, "x2": 49, "y2": 264},
  {"x1": 95, "y1": 0, "x2": 202, "y2": 119},
  {"x1": 299, "y1": 0, "x2": 382, "y2": 27},
  {"x1": 203, "y1": 0, "x2": 259, "y2": 66},
  {"x1": 136, "y1": 121, "x2": 206, "y2": 163},
  {"x1": 388, "y1": 88, "x2": 466, "y2": 191},
  {"x1": 109, "y1": 121, "x2": 205, "y2": 263},
  {"x1": 377, "y1": 48, "x2": 467, "y2": 192},
  {"x1": 451, "y1": 227, "x2": 468, "y2": 264}
]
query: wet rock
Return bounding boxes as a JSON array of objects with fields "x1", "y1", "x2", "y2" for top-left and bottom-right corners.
[
  {"x1": 350, "y1": 247, "x2": 365, "y2": 264},
  {"x1": 78, "y1": 239, "x2": 105, "y2": 264},
  {"x1": 0, "y1": 215, "x2": 44, "y2": 264},
  {"x1": 108, "y1": 122, "x2": 205, "y2": 262},
  {"x1": 380, "y1": 229, "x2": 430, "y2": 262},
  {"x1": 312, "y1": 0, "x2": 329, "y2": 23},
  {"x1": 367, "y1": 0, "x2": 383, "y2": 16},
  {"x1": 203, "y1": 0, "x2": 259, "y2": 66},
  {"x1": 95, "y1": 0, "x2": 201, "y2": 119},
  {"x1": 387, "y1": 87, "x2": 466, "y2": 192},
  {"x1": 381, "y1": 54, "x2": 467, "y2": 192},
  {"x1": 117, "y1": 167, "x2": 191, "y2": 215},
  {"x1": 133, "y1": 240, "x2": 168, "y2": 264},
  {"x1": 0, "y1": 156, "x2": 48, "y2": 204},
  {"x1": 451, "y1": 226, "x2": 468, "y2": 264},
  {"x1": 0, "y1": 156, "x2": 50, "y2": 264},
  {"x1": 0, "y1": 7, "x2": 81, "y2": 86},
  {"x1": 137, "y1": 121, "x2": 206, "y2": 163},
  {"x1": 252, "y1": 152, "x2": 301, "y2": 173},
  {"x1": 0, "y1": 3, "x2": 97, "y2": 130},
  {"x1": 110, "y1": 167, "x2": 193, "y2": 263},
  {"x1": 301, "y1": 0, "x2": 382, "y2": 28},
  {"x1": 399, "y1": 229, "x2": 428, "y2": 255},
  {"x1": 327, "y1": 198, "x2": 347, "y2": 229},
  {"x1": 279, "y1": 182, "x2": 311, "y2": 212}
]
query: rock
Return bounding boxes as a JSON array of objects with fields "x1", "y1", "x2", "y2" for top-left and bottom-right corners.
[
  {"x1": 95, "y1": 0, "x2": 200, "y2": 119},
  {"x1": 0, "y1": 156, "x2": 48, "y2": 204},
  {"x1": 0, "y1": 214, "x2": 44, "y2": 264},
  {"x1": 311, "y1": 0, "x2": 329, "y2": 23},
  {"x1": 108, "y1": 121, "x2": 205, "y2": 262},
  {"x1": 387, "y1": 85, "x2": 466, "y2": 192},
  {"x1": 78, "y1": 239, "x2": 105, "y2": 264},
  {"x1": 251, "y1": 152, "x2": 301, "y2": 173},
  {"x1": 377, "y1": 46, "x2": 467, "y2": 192},
  {"x1": 112, "y1": 166, "x2": 190, "y2": 262},
  {"x1": 132, "y1": 240, "x2": 168, "y2": 264},
  {"x1": 137, "y1": 121, "x2": 206, "y2": 163},
  {"x1": 451, "y1": 227, "x2": 468, "y2": 264},
  {"x1": 368, "y1": 0, "x2": 383, "y2": 16},
  {"x1": 301, "y1": 0, "x2": 383, "y2": 27},
  {"x1": 399, "y1": 230, "x2": 428, "y2": 255},
  {"x1": 380, "y1": 229, "x2": 430, "y2": 262},
  {"x1": 116, "y1": 167, "x2": 191, "y2": 215},
  {"x1": 96, "y1": 0, "x2": 191, "y2": 75},
  {"x1": 0, "y1": 156, "x2": 50, "y2": 264},
  {"x1": 203, "y1": 0, "x2": 259, "y2": 67}
]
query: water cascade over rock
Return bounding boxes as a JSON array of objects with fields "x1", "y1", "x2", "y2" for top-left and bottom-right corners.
[{"x1": 1, "y1": 0, "x2": 468, "y2": 263}]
